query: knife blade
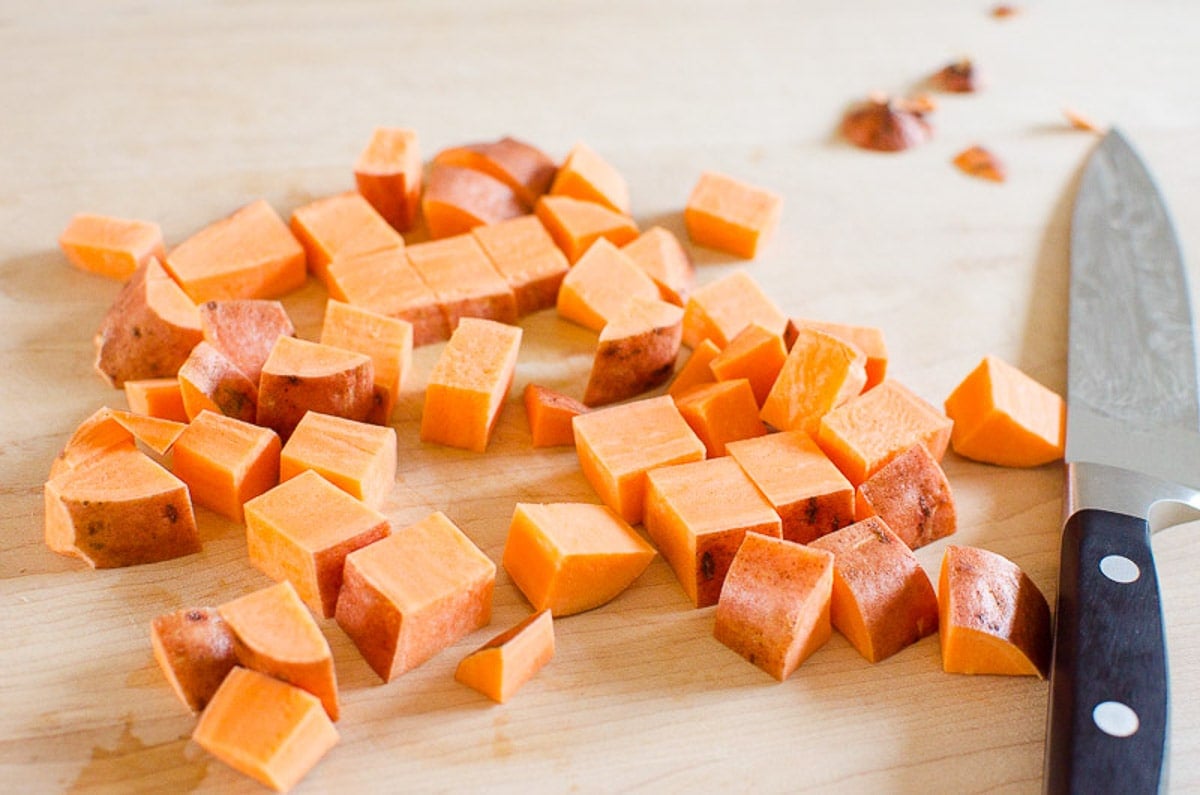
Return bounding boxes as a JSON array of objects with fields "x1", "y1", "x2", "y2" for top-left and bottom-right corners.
[{"x1": 1046, "y1": 129, "x2": 1200, "y2": 794}]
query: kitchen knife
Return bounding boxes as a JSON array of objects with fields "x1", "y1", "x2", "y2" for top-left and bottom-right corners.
[{"x1": 1046, "y1": 129, "x2": 1200, "y2": 793}]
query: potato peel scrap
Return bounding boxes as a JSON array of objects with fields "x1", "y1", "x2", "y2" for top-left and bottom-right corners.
[
  {"x1": 931, "y1": 59, "x2": 982, "y2": 93},
  {"x1": 1063, "y1": 108, "x2": 1103, "y2": 134},
  {"x1": 953, "y1": 146, "x2": 1006, "y2": 183},
  {"x1": 841, "y1": 95, "x2": 933, "y2": 153},
  {"x1": 990, "y1": 4, "x2": 1020, "y2": 18}
]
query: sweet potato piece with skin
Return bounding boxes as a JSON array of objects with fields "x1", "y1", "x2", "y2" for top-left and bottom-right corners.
[
  {"x1": 856, "y1": 443, "x2": 957, "y2": 549},
  {"x1": 788, "y1": 318, "x2": 889, "y2": 391},
  {"x1": 524, "y1": 383, "x2": 589, "y2": 448},
  {"x1": 556, "y1": 238, "x2": 660, "y2": 334},
  {"x1": 713, "y1": 534, "x2": 833, "y2": 681},
  {"x1": 354, "y1": 127, "x2": 422, "y2": 232},
  {"x1": 621, "y1": 226, "x2": 694, "y2": 307},
  {"x1": 549, "y1": 142, "x2": 631, "y2": 215},
  {"x1": 584, "y1": 296, "x2": 683, "y2": 407},
  {"x1": 809, "y1": 517, "x2": 939, "y2": 663},
  {"x1": 288, "y1": 191, "x2": 403, "y2": 284},
  {"x1": 198, "y1": 299, "x2": 295, "y2": 385},
  {"x1": 44, "y1": 447, "x2": 200, "y2": 568},
  {"x1": 319, "y1": 300, "x2": 413, "y2": 426},
  {"x1": 192, "y1": 666, "x2": 339, "y2": 793},
  {"x1": 150, "y1": 607, "x2": 237, "y2": 712},
  {"x1": 681, "y1": 270, "x2": 787, "y2": 349},
  {"x1": 94, "y1": 258, "x2": 203, "y2": 388},
  {"x1": 59, "y1": 213, "x2": 165, "y2": 281},
  {"x1": 667, "y1": 338, "x2": 721, "y2": 399},
  {"x1": 325, "y1": 247, "x2": 448, "y2": 346},
  {"x1": 124, "y1": 378, "x2": 188, "y2": 422},
  {"x1": 256, "y1": 336, "x2": 375, "y2": 441},
  {"x1": 164, "y1": 199, "x2": 306, "y2": 303},
  {"x1": 49, "y1": 406, "x2": 138, "y2": 479},
  {"x1": 939, "y1": 545, "x2": 1052, "y2": 677},
  {"x1": 760, "y1": 328, "x2": 868, "y2": 434},
  {"x1": 534, "y1": 194, "x2": 639, "y2": 263},
  {"x1": 684, "y1": 171, "x2": 783, "y2": 259},
  {"x1": 434, "y1": 136, "x2": 557, "y2": 209},
  {"x1": 472, "y1": 215, "x2": 570, "y2": 315},
  {"x1": 177, "y1": 341, "x2": 258, "y2": 423},
  {"x1": 405, "y1": 235, "x2": 518, "y2": 330},
  {"x1": 709, "y1": 323, "x2": 788, "y2": 406},
  {"x1": 422, "y1": 164, "x2": 526, "y2": 239},
  {"x1": 455, "y1": 610, "x2": 555, "y2": 704},
  {"x1": 171, "y1": 410, "x2": 281, "y2": 523},
  {"x1": 674, "y1": 379, "x2": 768, "y2": 457},
  {"x1": 280, "y1": 411, "x2": 396, "y2": 511}
]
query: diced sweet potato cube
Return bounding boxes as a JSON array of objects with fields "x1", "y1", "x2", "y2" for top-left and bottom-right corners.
[
  {"x1": 257, "y1": 336, "x2": 375, "y2": 441},
  {"x1": 455, "y1": 610, "x2": 555, "y2": 704},
  {"x1": 433, "y1": 136, "x2": 557, "y2": 209},
  {"x1": 943, "y1": 355, "x2": 1065, "y2": 467},
  {"x1": 644, "y1": 456, "x2": 782, "y2": 608},
  {"x1": 855, "y1": 443, "x2": 956, "y2": 549},
  {"x1": 354, "y1": 127, "x2": 421, "y2": 232},
  {"x1": 281, "y1": 411, "x2": 396, "y2": 510},
  {"x1": 572, "y1": 395, "x2": 706, "y2": 525},
  {"x1": 788, "y1": 318, "x2": 889, "y2": 390},
  {"x1": 192, "y1": 666, "x2": 339, "y2": 793},
  {"x1": 124, "y1": 378, "x2": 188, "y2": 422},
  {"x1": 549, "y1": 142, "x2": 631, "y2": 215},
  {"x1": 939, "y1": 545, "x2": 1052, "y2": 677},
  {"x1": 198, "y1": 299, "x2": 295, "y2": 385},
  {"x1": 164, "y1": 199, "x2": 306, "y2": 303},
  {"x1": 713, "y1": 533, "x2": 833, "y2": 680},
  {"x1": 422, "y1": 164, "x2": 526, "y2": 239},
  {"x1": 556, "y1": 238, "x2": 660, "y2": 334},
  {"x1": 218, "y1": 580, "x2": 340, "y2": 720},
  {"x1": 59, "y1": 213, "x2": 165, "y2": 281},
  {"x1": 473, "y1": 215, "x2": 570, "y2": 315},
  {"x1": 319, "y1": 299, "x2": 413, "y2": 425},
  {"x1": 524, "y1": 383, "x2": 588, "y2": 448},
  {"x1": 809, "y1": 517, "x2": 938, "y2": 662},
  {"x1": 760, "y1": 327, "x2": 867, "y2": 434},
  {"x1": 420, "y1": 318, "x2": 522, "y2": 453},
  {"x1": 150, "y1": 607, "x2": 237, "y2": 713},
  {"x1": 674, "y1": 379, "x2": 768, "y2": 457},
  {"x1": 244, "y1": 469, "x2": 391, "y2": 618},
  {"x1": 817, "y1": 380, "x2": 953, "y2": 486},
  {"x1": 621, "y1": 226, "x2": 694, "y2": 307},
  {"x1": 289, "y1": 191, "x2": 403, "y2": 285},
  {"x1": 171, "y1": 410, "x2": 281, "y2": 522},
  {"x1": 534, "y1": 195, "x2": 639, "y2": 264},
  {"x1": 727, "y1": 430, "x2": 855, "y2": 544},
  {"x1": 335, "y1": 511, "x2": 496, "y2": 682},
  {"x1": 583, "y1": 296, "x2": 683, "y2": 407},
  {"x1": 502, "y1": 502, "x2": 656, "y2": 616},
  {"x1": 681, "y1": 270, "x2": 786, "y2": 349},
  {"x1": 667, "y1": 338, "x2": 721, "y2": 399},
  {"x1": 177, "y1": 341, "x2": 258, "y2": 423},
  {"x1": 684, "y1": 171, "x2": 783, "y2": 259},
  {"x1": 325, "y1": 247, "x2": 447, "y2": 346},
  {"x1": 709, "y1": 323, "x2": 788, "y2": 406},
  {"x1": 405, "y1": 234, "x2": 518, "y2": 330}
]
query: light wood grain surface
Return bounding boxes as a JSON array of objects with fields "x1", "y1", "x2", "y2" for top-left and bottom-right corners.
[{"x1": 3, "y1": 2, "x2": 1200, "y2": 792}]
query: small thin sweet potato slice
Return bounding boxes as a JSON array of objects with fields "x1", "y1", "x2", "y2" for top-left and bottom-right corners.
[
  {"x1": 524, "y1": 383, "x2": 588, "y2": 448},
  {"x1": 455, "y1": 610, "x2": 555, "y2": 704}
]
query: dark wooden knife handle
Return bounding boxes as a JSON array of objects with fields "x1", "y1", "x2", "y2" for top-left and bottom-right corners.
[{"x1": 1045, "y1": 509, "x2": 1167, "y2": 794}]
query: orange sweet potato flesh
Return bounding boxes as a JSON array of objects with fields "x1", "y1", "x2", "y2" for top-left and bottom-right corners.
[
  {"x1": 150, "y1": 607, "x2": 237, "y2": 712},
  {"x1": 325, "y1": 247, "x2": 448, "y2": 346},
  {"x1": 319, "y1": 299, "x2": 413, "y2": 426},
  {"x1": 218, "y1": 581, "x2": 340, "y2": 721},
  {"x1": 549, "y1": 142, "x2": 631, "y2": 215},
  {"x1": 49, "y1": 406, "x2": 139, "y2": 479},
  {"x1": 943, "y1": 355, "x2": 1065, "y2": 467},
  {"x1": 621, "y1": 226, "x2": 694, "y2": 307},
  {"x1": 939, "y1": 545, "x2": 1052, "y2": 677},
  {"x1": 280, "y1": 411, "x2": 396, "y2": 511},
  {"x1": 534, "y1": 194, "x2": 639, "y2": 264},
  {"x1": 709, "y1": 323, "x2": 788, "y2": 406},
  {"x1": 354, "y1": 127, "x2": 422, "y2": 232},
  {"x1": 198, "y1": 299, "x2": 295, "y2": 385},
  {"x1": 713, "y1": 533, "x2": 833, "y2": 681},
  {"x1": 422, "y1": 163, "x2": 526, "y2": 239},
  {"x1": 584, "y1": 296, "x2": 683, "y2": 407},
  {"x1": 674, "y1": 379, "x2": 768, "y2": 457},
  {"x1": 788, "y1": 318, "x2": 889, "y2": 391},
  {"x1": 667, "y1": 338, "x2": 721, "y2": 399},
  {"x1": 684, "y1": 171, "x2": 783, "y2": 259},
  {"x1": 94, "y1": 258, "x2": 203, "y2": 388},
  {"x1": 855, "y1": 443, "x2": 957, "y2": 550},
  {"x1": 405, "y1": 235, "x2": 518, "y2": 330},
  {"x1": 178, "y1": 341, "x2": 259, "y2": 423},
  {"x1": 434, "y1": 136, "x2": 557, "y2": 210},
  {"x1": 289, "y1": 191, "x2": 403, "y2": 284},
  {"x1": 455, "y1": 610, "x2": 555, "y2": 704},
  {"x1": 59, "y1": 213, "x2": 165, "y2": 281},
  {"x1": 192, "y1": 666, "x2": 339, "y2": 793},
  {"x1": 681, "y1": 270, "x2": 787, "y2": 349},
  {"x1": 760, "y1": 327, "x2": 867, "y2": 434},
  {"x1": 107, "y1": 409, "x2": 186, "y2": 455},
  {"x1": 257, "y1": 336, "x2": 375, "y2": 441},
  {"x1": 124, "y1": 378, "x2": 188, "y2": 422},
  {"x1": 809, "y1": 517, "x2": 938, "y2": 663},
  {"x1": 556, "y1": 238, "x2": 660, "y2": 334},
  {"x1": 171, "y1": 410, "x2": 281, "y2": 522},
  {"x1": 524, "y1": 383, "x2": 588, "y2": 448},
  {"x1": 472, "y1": 215, "x2": 570, "y2": 316}
]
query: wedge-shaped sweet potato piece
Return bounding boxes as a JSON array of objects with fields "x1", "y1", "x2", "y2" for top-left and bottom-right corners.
[
  {"x1": 335, "y1": 511, "x2": 496, "y2": 682},
  {"x1": 281, "y1": 411, "x2": 396, "y2": 511},
  {"x1": 681, "y1": 270, "x2": 786, "y2": 349},
  {"x1": 124, "y1": 378, "x2": 188, "y2": 422},
  {"x1": 817, "y1": 380, "x2": 953, "y2": 486},
  {"x1": 572, "y1": 395, "x2": 706, "y2": 525},
  {"x1": 727, "y1": 430, "x2": 854, "y2": 544},
  {"x1": 94, "y1": 258, "x2": 203, "y2": 388},
  {"x1": 667, "y1": 338, "x2": 721, "y2": 399},
  {"x1": 939, "y1": 545, "x2": 1052, "y2": 677},
  {"x1": 164, "y1": 199, "x2": 306, "y2": 303},
  {"x1": 524, "y1": 383, "x2": 589, "y2": 448},
  {"x1": 198, "y1": 299, "x2": 295, "y2": 385},
  {"x1": 644, "y1": 456, "x2": 782, "y2": 608},
  {"x1": 549, "y1": 142, "x2": 630, "y2": 215},
  {"x1": 48, "y1": 406, "x2": 142, "y2": 478},
  {"x1": 171, "y1": 410, "x2": 280, "y2": 522},
  {"x1": 622, "y1": 226, "x2": 694, "y2": 307},
  {"x1": 422, "y1": 164, "x2": 526, "y2": 239},
  {"x1": 809, "y1": 517, "x2": 938, "y2": 663},
  {"x1": 713, "y1": 534, "x2": 833, "y2": 681},
  {"x1": 556, "y1": 238, "x2": 660, "y2": 334},
  {"x1": 107, "y1": 408, "x2": 186, "y2": 455},
  {"x1": 788, "y1": 318, "x2": 889, "y2": 391},
  {"x1": 420, "y1": 318, "x2": 522, "y2": 452},
  {"x1": 45, "y1": 447, "x2": 199, "y2": 568},
  {"x1": 710, "y1": 323, "x2": 788, "y2": 406},
  {"x1": 325, "y1": 247, "x2": 447, "y2": 346},
  {"x1": 405, "y1": 234, "x2": 518, "y2": 330},
  {"x1": 760, "y1": 327, "x2": 867, "y2": 434},
  {"x1": 319, "y1": 299, "x2": 413, "y2": 425},
  {"x1": 434, "y1": 136, "x2": 557, "y2": 209},
  {"x1": 59, "y1": 212, "x2": 165, "y2": 281},
  {"x1": 150, "y1": 607, "x2": 237, "y2": 712},
  {"x1": 455, "y1": 610, "x2": 555, "y2": 704},
  {"x1": 583, "y1": 296, "x2": 683, "y2": 407},
  {"x1": 674, "y1": 379, "x2": 768, "y2": 457},
  {"x1": 473, "y1": 215, "x2": 570, "y2": 315},
  {"x1": 856, "y1": 443, "x2": 956, "y2": 549},
  {"x1": 354, "y1": 126, "x2": 421, "y2": 232},
  {"x1": 257, "y1": 336, "x2": 374, "y2": 441},
  {"x1": 502, "y1": 502, "x2": 656, "y2": 616},
  {"x1": 289, "y1": 191, "x2": 403, "y2": 284},
  {"x1": 193, "y1": 666, "x2": 339, "y2": 793},
  {"x1": 685, "y1": 171, "x2": 783, "y2": 259},
  {"x1": 943, "y1": 355, "x2": 1065, "y2": 467},
  {"x1": 178, "y1": 341, "x2": 258, "y2": 423},
  {"x1": 534, "y1": 195, "x2": 638, "y2": 264},
  {"x1": 245, "y1": 469, "x2": 391, "y2": 619}
]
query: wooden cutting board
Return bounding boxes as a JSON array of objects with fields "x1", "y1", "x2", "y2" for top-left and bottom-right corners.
[{"x1": 3, "y1": 2, "x2": 1199, "y2": 792}]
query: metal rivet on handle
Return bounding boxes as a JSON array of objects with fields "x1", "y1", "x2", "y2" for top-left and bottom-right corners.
[
  {"x1": 1093, "y1": 701, "x2": 1140, "y2": 738},
  {"x1": 1099, "y1": 554, "x2": 1140, "y2": 584}
]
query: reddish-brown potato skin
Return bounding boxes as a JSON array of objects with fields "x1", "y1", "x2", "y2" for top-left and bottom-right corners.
[
  {"x1": 583, "y1": 325, "x2": 681, "y2": 407},
  {"x1": 150, "y1": 607, "x2": 238, "y2": 712},
  {"x1": 856, "y1": 444, "x2": 956, "y2": 549},
  {"x1": 256, "y1": 363, "x2": 374, "y2": 441}
]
